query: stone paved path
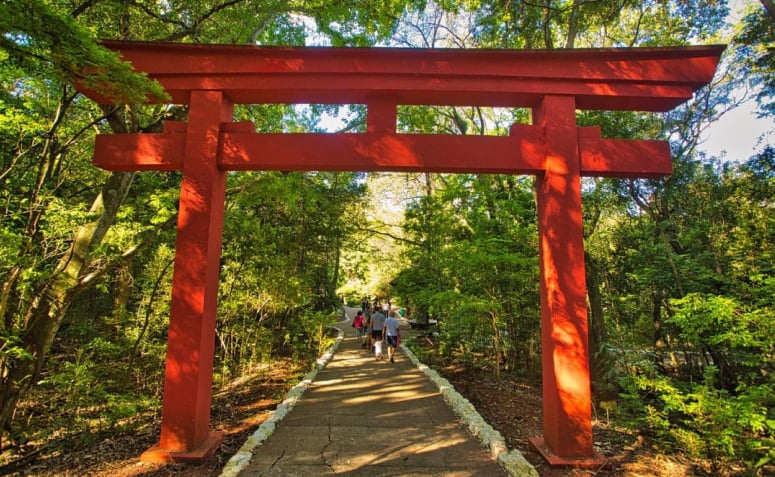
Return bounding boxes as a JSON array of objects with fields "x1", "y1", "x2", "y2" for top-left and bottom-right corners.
[{"x1": 233, "y1": 307, "x2": 509, "y2": 476}]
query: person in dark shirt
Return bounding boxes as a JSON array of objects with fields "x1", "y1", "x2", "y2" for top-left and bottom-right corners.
[{"x1": 369, "y1": 309, "x2": 386, "y2": 360}]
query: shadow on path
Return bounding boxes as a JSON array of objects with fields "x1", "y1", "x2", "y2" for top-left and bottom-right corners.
[{"x1": 232, "y1": 307, "x2": 508, "y2": 476}]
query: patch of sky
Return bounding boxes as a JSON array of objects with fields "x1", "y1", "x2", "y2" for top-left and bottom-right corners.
[
  {"x1": 290, "y1": 3, "x2": 772, "y2": 160},
  {"x1": 697, "y1": 0, "x2": 774, "y2": 163}
]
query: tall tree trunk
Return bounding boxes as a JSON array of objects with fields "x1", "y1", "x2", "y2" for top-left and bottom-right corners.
[
  {"x1": 585, "y1": 252, "x2": 608, "y2": 381},
  {"x1": 565, "y1": 0, "x2": 586, "y2": 48},
  {"x1": 0, "y1": 170, "x2": 135, "y2": 433},
  {"x1": 542, "y1": 0, "x2": 555, "y2": 49},
  {"x1": 652, "y1": 289, "x2": 665, "y2": 348},
  {"x1": 0, "y1": 266, "x2": 22, "y2": 330},
  {"x1": 761, "y1": 0, "x2": 775, "y2": 21},
  {"x1": 331, "y1": 240, "x2": 341, "y2": 301},
  {"x1": 489, "y1": 310, "x2": 503, "y2": 384}
]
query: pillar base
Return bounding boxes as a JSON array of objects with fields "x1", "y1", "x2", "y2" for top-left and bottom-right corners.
[
  {"x1": 140, "y1": 431, "x2": 224, "y2": 463},
  {"x1": 528, "y1": 437, "x2": 606, "y2": 468}
]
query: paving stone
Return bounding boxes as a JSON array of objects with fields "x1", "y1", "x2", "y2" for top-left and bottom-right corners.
[{"x1": 234, "y1": 310, "x2": 509, "y2": 477}]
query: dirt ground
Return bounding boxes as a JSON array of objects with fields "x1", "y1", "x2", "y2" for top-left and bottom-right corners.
[
  {"x1": 5, "y1": 351, "x2": 711, "y2": 477},
  {"x1": 2, "y1": 365, "x2": 301, "y2": 477},
  {"x1": 435, "y1": 362, "x2": 701, "y2": 477}
]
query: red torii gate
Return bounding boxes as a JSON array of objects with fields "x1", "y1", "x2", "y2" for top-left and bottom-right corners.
[{"x1": 78, "y1": 41, "x2": 722, "y2": 466}]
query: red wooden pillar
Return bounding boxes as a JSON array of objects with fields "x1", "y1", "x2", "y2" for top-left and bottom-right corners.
[
  {"x1": 141, "y1": 91, "x2": 232, "y2": 462},
  {"x1": 528, "y1": 95, "x2": 604, "y2": 466}
]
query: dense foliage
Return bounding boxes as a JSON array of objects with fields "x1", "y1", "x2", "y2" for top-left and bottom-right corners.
[
  {"x1": 0, "y1": 0, "x2": 417, "y2": 462},
  {"x1": 386, "y1": 2, "x2": 774, "y2": 474},
  {"x1": 0, "y1": 0, "x2": 772, "y2": 475}
]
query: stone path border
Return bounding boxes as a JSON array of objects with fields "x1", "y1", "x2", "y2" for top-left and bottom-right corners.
[
  {"x1": 218, "y1": 323, "x2": 345, "y2": 477},
  {"x1": 399, "y1": 342, "x2": 537, "y2": 476},
  {"x1": 219, "y1": 310, "x2": 538, "y2": 477}
]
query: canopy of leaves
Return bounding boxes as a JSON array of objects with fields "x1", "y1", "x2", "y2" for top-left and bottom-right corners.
[{"x1": 0, "y1": 0, "x2": 167, "y2": 104}]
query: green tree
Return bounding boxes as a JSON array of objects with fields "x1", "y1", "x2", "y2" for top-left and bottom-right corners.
[
  {"x1": 735, "y1": 1, "x2": 775, "y2": 116},
  {"x1": 0, "y1": 0, "x2": 170, "y2": 435},
  {"x1": 0, "y1": 0, "x2": 420, "y2": 443},
  {"x1": 604, "y1": 148, "x2": 774, "y2": 470}
]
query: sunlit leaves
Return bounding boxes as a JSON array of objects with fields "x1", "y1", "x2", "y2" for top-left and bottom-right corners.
[
  {"x1": 0, "y1": 0, "x2": 167, "y2": 104},
  {"x1": 440, "y1": 0, "x2": 729, "y2": 49},
  {"x1": 734, "y1": 6, "x2": 775, "y2": 115}
]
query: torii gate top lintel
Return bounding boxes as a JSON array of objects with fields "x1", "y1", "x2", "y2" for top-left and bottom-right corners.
[
  {"x1": 76, "y1": 41, "x2": 723, "y2": 466},
  {"x1": 88, "y1": 40, "x2": 723, "y2": 111},
  {"x1": 80, "y1": 41, "x2": 723, "y2": 178}
]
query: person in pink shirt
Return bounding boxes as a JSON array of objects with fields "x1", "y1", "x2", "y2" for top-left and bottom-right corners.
[{"x1": 352, "y1": 310, "x2": 366, "y2": 348}]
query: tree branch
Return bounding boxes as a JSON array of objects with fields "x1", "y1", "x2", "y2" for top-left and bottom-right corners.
[
  {"x1": 75, "y1": 214, "x2": 178, "y2": 292},
  {"x1": 356, "y1": 224, "x2": 420, "y2": 247},
  {"x1": 761, "y1": 0, "x2": 775, "y2": 22}
]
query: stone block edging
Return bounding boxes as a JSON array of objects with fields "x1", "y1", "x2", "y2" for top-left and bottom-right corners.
[
  {"x1": 218, "y1": 321, "x2": 538, "y2": 477},
  {"x1": 218, "y1": 325, "x2": 345, "y2": 477},
  {"x1": 400, "y1": 342, "x2": 539, "y2": 477}
]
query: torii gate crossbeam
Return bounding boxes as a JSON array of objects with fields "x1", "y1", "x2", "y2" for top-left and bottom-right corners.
[{"x1": 77, "y1": 41, "x2": 722, "y2": 466}]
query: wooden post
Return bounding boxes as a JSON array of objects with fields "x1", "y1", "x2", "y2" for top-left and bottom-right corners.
[
  {"x1": 528, "y1": 95, "x2": 604, "y2": 466},
  {"x1": 141, "y1": 90, "x2": 232, "y2": 462}
]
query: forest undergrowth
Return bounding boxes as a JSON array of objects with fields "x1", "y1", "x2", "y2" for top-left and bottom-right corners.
[{"x1": 0, "y1": 331, "x2": 756, "y2": 477}]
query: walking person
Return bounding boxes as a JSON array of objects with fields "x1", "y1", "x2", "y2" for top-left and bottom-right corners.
[
  {"x1": 352, "y1": 310, "x2": 366, "y2": 348},
  {"x1": 369, "y1": 307, "x2": 386, "y2": 360},
  {"x1": 363, "y1": 311, "x2": 371, "y2": 349},
  {"x1": 384, "y1": 310, "x2": 400, "y2": 363}
]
